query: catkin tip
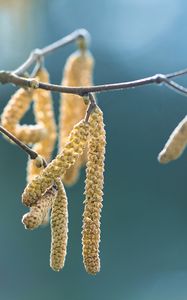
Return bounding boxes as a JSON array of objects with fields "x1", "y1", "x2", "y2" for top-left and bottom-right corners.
[
  {"x1": 22, "y1": 187, "x2": 57, "y2": 230},
  {"x1": 22, "y1": 213, "x2": 34, "y2": 230},
  {"x1": 158, "y1": 150, "x2": 170, "y2": 164},
  {"x1": 158, "y1": 116, "x2": 187, "y2": 163}
]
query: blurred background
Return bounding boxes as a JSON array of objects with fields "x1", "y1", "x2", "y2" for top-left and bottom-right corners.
[{"x1": 0, "y1": 0, "x2": 187, "y2": 299}]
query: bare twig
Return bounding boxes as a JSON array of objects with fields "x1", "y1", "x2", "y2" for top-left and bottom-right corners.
[
  {"x1": 0, "y1": 30, "x2": 187, "y2": 104},
  {"x1": 166, "y1": 68, "x2": 187, "y2": 79},
  {"x1": 1, "y1": 70, "x2": 187, "y2": 98},
  {"x1": 13, "y1": 29, "x2": 90, "y2": 76}
]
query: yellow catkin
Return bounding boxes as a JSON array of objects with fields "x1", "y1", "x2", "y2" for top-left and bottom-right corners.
[
  {"x1": 22, "y1": 120, "x2": 89, "y2": 207},
  {"x1": 50, "y1": 178, "x2": 68, "y2": 271},
  {"x1": 16, "y1": 124, "x2": 47, "y2": 144},
  {"x1": 59, "y1": 50, "x2": 94, "y2": 185},
  {"x1": 158, "y1": 115, "x2": 187, "y2": 163},
  {"x1": 82, "y1": 106, "x2": 106, "y2": 275},
  {"x1": 1, "y1": 88, "x2": 47, "y2": 144},
  {"x1": 22, "y1": 186, "x2": 57, "y2": 230},
  {"x1": 27, "y1": 68, "x2": 57, "y2": 182}
]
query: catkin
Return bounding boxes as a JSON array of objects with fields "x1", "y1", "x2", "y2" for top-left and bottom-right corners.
[
  {"x1": 158, "y1": 115, "x2": 187, "y2": 163},
  {"x1": 50, "y1": 179, "x2": 68, "y2": 271},
  {"x1": 22, "y1": 186, "x2": 57, "y2": 230},
  {"x1": 82, "y1": 106, "x2": 106, "y2": 275},
  {"x1": 59, "y1": 50, "x2": 94, "y2": 185},
  {"x1": 27, "y1": 68, "x2": 57, "y2": 182},
  {"x1": 22, "y1": 120, "x2": 89, "y2": 207},
  {"x1": 41, "y1": 209, "x2": 50, "y2": 226},
  {"x1": 1, "y1": 88, "x2": 47, "y2": 144}
]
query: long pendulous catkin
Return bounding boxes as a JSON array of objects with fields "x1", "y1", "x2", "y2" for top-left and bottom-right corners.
[
  {"x1": 27, "y1": 67, "x2": 57, "y2": 182},
  {"x1": 22, "y1": 120, "x2": 89, "y2": 207},
  {"x1": 59, "y1": 50, "x2": 94, "y2": 185},
  {"x1": 1, "y1": 88, "x2": 47, "y2": 144},
  {"x1": 82, "y1": 106, "x2": 106, "y2": 275},
  {"x1": 158, "y1": 115, "x2": 187, "y2": 163},
  {"x1": 50, "y1": 178, "x2": 68, "y2": 271},
  {"x1": 22, "y1": 186, "x2": 57, "y2": 230}
]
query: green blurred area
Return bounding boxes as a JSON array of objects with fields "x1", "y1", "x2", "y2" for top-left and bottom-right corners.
[{"x1": 0, "y1": 0, "x2": 187, "y2": 299}]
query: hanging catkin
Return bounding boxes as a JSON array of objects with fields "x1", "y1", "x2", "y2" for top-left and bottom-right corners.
[
  {"x1": 1, "y1": 87, "x2": 47, "y2": 144},
  {"x1": 158, "y1": 115, "x2": 187, "y2": 163},
  {"x1": 27, "y1": 67, "x2": 57, "y2": 182},
  {"x1": 22, "y1": 186, "x2": 57, "y2": 230},
  {"x1": 50, "y1": 178, "x2": 68, "y2": 271},
  {"x1": 82, "y1": 106, "x2": 106, "y2": 275},
  {"x1": 22, "y1": 119, "x2": 89, "y2": 207},
  {"x1": 59, "y1": 49, "x2": 94, "y2": 185}
]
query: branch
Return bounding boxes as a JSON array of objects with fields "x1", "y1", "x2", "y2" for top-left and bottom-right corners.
[
  {"x1": 0, "y1": 126, "x2": 47, "y2": 166},
  {"x1": 1, "y1": 70, "x2": 187, "y2": 98},
  {"x1": 13, "y1": 29, "x2": 90, "y2": 76},
  {"x1": 0, "y1": 30, "x2": 187, "y2": 99}
]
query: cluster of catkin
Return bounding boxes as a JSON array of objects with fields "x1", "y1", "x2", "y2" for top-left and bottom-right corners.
[
  {"x1": 158, "y1": 115, "x2": 187, "y2": 163},
  {"x1": 1, "y1": 66, "x2": 58, "y2": 230},
  {"x1": 1, "y1": 47, "x2": 106, "y2": 274},
  {"x1": 22, "y1": 106, "x2": 105, "y2": 274}
]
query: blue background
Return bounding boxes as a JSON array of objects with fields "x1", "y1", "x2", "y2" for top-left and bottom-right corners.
[{"x1": 0, "y1": 0, "x2": 187, "y2": 299}]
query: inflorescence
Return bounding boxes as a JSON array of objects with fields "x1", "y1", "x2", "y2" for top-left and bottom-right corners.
[
  {"x1": 0, "y1": 29, "x2": 186, "y2": 275},
  {"x1": 0, "y1": 41, "x2": 105, "y2": 275}
]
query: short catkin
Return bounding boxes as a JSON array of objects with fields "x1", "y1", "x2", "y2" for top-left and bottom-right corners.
[
  {"x1": 82, "y1": 106, "x2": 106, "y2": 275},
  {"x1": 59, "y1": 49, "x2": 94, "y2": 185},
  {"x1": 27, "y1": 67, "x2": 57, "y2": 182},
  {"x1": 1, "y1": 87, "x2": 46, "y2": 144},
  {"x1": 22, "y1": 119, "x2": 89, "y2": 207},
  {"x1": 22, "y1": 186, "x2": 57, "y2": 230},
  {"x1": 158, "y1": 115, "x2": 187, "y2": 163},
  {"x1": 50, "y1": 178, "x2": 68, "y2": 271}
]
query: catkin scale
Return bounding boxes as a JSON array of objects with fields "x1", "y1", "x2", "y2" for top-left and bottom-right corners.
[
  {"x1": 22, "y1": 186, "x2": 57, "y2": 230},
  {"x1": 50, "y1": 179, "x2": 68, "y2": 271},
  {"x1": 22, "y1": 120, "x2": 89, "y2": 207},
  {"x1": 27, "y1": 68, "x2": 57, "y2": 182},
  {"x1": 59, "y1": 50, "x2": 94, "y2": 185},
  {"x1": 1, "y1": 88, "x2": 47, "y2": 144},
  {"x1": 158, "y1": 115, "x2": 187, "y2": 163},
  {"x1": 82, "y1": 107, "x2": 106, "y2": 275}
]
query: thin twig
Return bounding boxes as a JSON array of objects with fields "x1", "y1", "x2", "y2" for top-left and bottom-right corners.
[
  {"x1": 166, "y1": 68, "x2": 187, "y2": 79},
  {"x1": 1, "y1": 71, "x2": 187, "y2": 98},
  {"x1": 164, "y1": 79, "x2": 187, "y2": 96},
  {"x1": 85, "y1": 94, "x2": 97, "y2": 122},
  {"x1": 0, "y1": 30, "x2": 187, "y2": 99},
  {"x1": 0, "y1": 126, "x2": 46, "y2": 166},
  {"x1": 13, "y1": 29, "x2": 90, "y2": 76}
]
